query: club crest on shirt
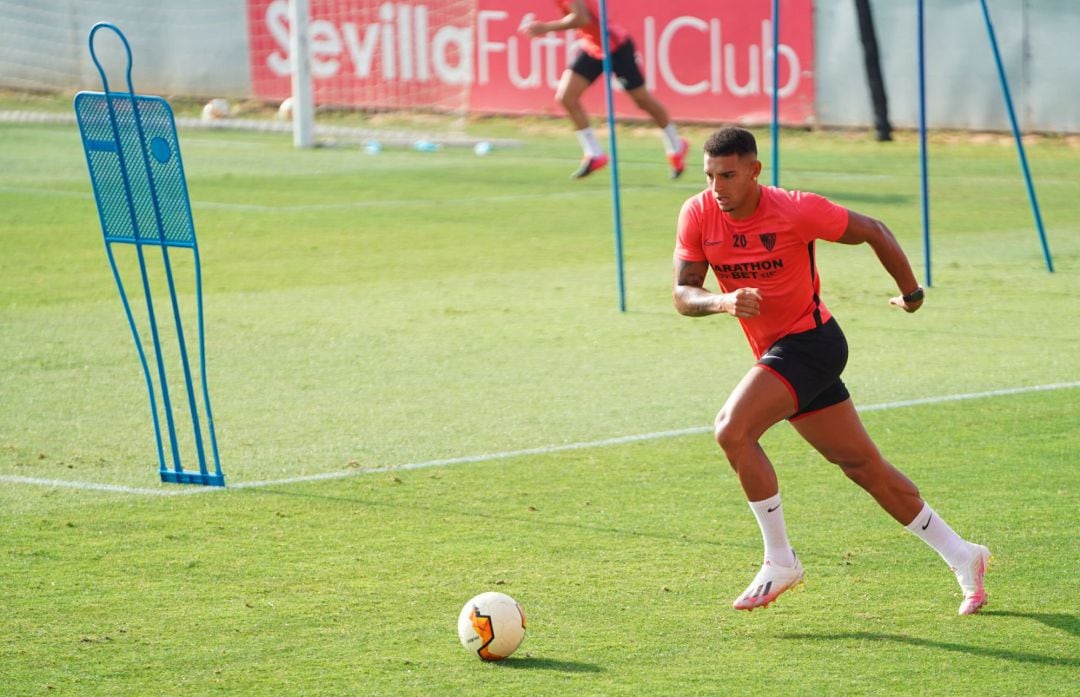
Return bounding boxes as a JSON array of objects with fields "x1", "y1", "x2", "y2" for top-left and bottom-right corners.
[{"x1": 759, "y1": 233, "x2": 777, "y2": 251}]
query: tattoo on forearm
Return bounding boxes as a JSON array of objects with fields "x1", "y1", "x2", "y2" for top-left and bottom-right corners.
[
  {"x1": 677, "y1": 263, "x2": 706, "y2": 288},
  {"x1": 674, "y1": 261, "x2": 721, "y2": 315}
]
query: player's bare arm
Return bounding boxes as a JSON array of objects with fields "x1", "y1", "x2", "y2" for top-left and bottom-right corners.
[
  {"x1": 837, "y1": 209, "x2": 924, "y2": 313},
  {"x1": 672, "y1": 258, "x2": 761, "y2": 318},
  {"x1": 522, "y1": 0, "x2": 591, "y2": 37}
]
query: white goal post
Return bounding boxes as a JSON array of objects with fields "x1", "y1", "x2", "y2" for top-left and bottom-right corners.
[
  {"x1": 288, "y1": 0, "x2": 316, "y2": 147},
  {"x1": 251, "y1": 0, "x2": 483, "y2": 148}
]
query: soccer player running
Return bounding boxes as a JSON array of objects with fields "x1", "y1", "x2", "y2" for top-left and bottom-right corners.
[
  {"x1": 672, "y1": 127, "x2": 990, "y2": 614},
  {"x1": 521, "y1": 0, "x2": 689, "y2": 180}
]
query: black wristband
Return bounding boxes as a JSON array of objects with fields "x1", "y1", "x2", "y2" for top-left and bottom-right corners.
[{"x1": 902, "y1": 286, "x2": 924, "y2": 303}]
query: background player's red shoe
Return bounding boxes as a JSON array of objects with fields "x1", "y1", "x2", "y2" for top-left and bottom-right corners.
[
  {"x1": 571, "y1": 153, "x2": 609, "y2": 179},
  {"x1": 668, "y1": 138, "x2": 689, "y2": 179}
]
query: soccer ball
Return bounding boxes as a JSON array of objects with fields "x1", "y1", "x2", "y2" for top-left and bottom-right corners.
[
  {"x1": 457, "y1": 591, "x2": 526, "y2": 661},
  {"x1": 277, "y1": 97, "x2": 293, "y2": 121},
  {"x1": 200, "y1": 98, "x2": 230, "y2": 121}
]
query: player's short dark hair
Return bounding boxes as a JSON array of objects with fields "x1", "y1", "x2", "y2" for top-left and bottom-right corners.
[{"x1": 704, "y1": 127, "x2": 758, "y2": 157}]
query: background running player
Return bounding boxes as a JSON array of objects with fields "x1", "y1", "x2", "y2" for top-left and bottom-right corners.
[
  {"x1": 521, "y1": 0, "x2": 689, "y2": 180},
  {"x1": 672, "y1": 127, "x2": 990, "y2": 615}
]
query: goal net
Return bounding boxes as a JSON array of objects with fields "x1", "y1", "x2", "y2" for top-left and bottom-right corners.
[{"x1": 247, "y1": 0, "x2": 480, "y2": 147}]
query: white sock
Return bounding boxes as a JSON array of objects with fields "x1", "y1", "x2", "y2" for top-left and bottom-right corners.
[
  {"x1": 574, "y1": 127, "x2": 604, "y2": 158},
  {"x1": 661, "y1": 123, "x2": 682, "y2": 153},
  {"x1": 748, "y1": 493, "x2": 795, "y2": 567},
  {"x1": 905, "y1": 502, "x2": 971, "y2": 568}
]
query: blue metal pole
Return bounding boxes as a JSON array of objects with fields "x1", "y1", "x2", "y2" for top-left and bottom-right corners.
[
  {"x1": 597, "y1": 0, "x2": 626, "y2": 312},
  {"x1": 771, "y1": 0, "x2": 780, "y2": 186},
  {"x1": 195, "y1": 255, "x2": 223, "y2": 478},
  {"x1": 917, "y1": 0, "x2": 931, "y2": 287},
  {"x1": 124, "y1": 89, "x2": 210, "y2": 478},
  {"x1": 978, "y1": 0, "x2": 1053, "y2": 272}
]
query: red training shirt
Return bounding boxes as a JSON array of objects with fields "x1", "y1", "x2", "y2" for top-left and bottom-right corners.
[
  {"x1": 675, "y1": 185, "x2": 849, "y2": 358},
  {"x1": 555, "y1": 0, "x2": 628, "y2": 59}
]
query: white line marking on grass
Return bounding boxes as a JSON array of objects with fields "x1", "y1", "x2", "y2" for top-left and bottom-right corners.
[
  {"x1": 0, "y1": 184, "x2": 672, "y2": 213},
  {"x1": 855, "y1": 382, "x2": 1080, "y2": 412},
  {"x1": 190, "y1": 189, "x2": 636, "y2": 213},
  {"x1": 0, "y1": 185, "x2": 91, "y2": 199},
  {"x1": 3, "y1": 381, "x2": 1077, "y2": 496},
  {"x1": 196, "y1": 187, "x2": 673, "y2": 213},
  {"x1": 0, "y1": 475, "x2": 177, "y2": 496}
]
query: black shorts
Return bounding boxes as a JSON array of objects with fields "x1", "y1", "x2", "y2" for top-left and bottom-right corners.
[
  {"x1": 569, "y1": 38, "x2": 646, "y2": 91},
  {"x1": 757, "y1": 317, "x2": 851, "y2": 420}
]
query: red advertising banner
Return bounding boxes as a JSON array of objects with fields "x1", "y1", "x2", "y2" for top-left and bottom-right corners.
[{"x1": 247, "y1": 1, "x2": 815, "y2": 124}]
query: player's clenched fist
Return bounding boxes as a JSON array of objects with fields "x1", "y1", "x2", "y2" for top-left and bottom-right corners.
[{"x1": 724, "y1": 287, "x2": 762, "y2": 318}]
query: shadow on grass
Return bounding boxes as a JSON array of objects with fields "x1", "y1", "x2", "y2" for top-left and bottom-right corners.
[
  {"x1": 250, "y1": 487, "x2": 737, "y2": 550},
  {"x1": 780, "y1": 630, "x2": 1079, "y2": 667},
  {"x1": 498, "y1": 656, "x2": 603, "y2": 673},
  {"x1": 980, "y1": 610, "x2": 1080, "y2": 638}
]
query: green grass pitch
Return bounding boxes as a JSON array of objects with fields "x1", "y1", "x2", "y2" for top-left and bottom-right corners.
[{"x1": 0, "y1": 115, "x2": 1078, "y2": 695}]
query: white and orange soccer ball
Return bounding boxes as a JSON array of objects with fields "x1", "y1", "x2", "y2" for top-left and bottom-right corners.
[{"x1": 457, "y1": 591, "x2": 526, "y2": 661}]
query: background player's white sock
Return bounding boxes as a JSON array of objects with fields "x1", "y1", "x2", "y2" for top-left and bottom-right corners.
[
  {"x1": 575, "y1": 127, "x2": 603, "y2": 158},
  {"x1": 749, "y1": 493, "x2": 796, "y2": 567},
  {"x1": 905, "y1": 502, "x2": 971, "y2": 568},
  {"x1": 661, "y1": 123, "x2": 682, "y2": 153}
]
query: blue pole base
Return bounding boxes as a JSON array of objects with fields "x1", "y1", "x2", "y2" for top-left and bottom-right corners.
[{"x1": 160, "y1": 470, "x2": 226, "y2": 487}]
